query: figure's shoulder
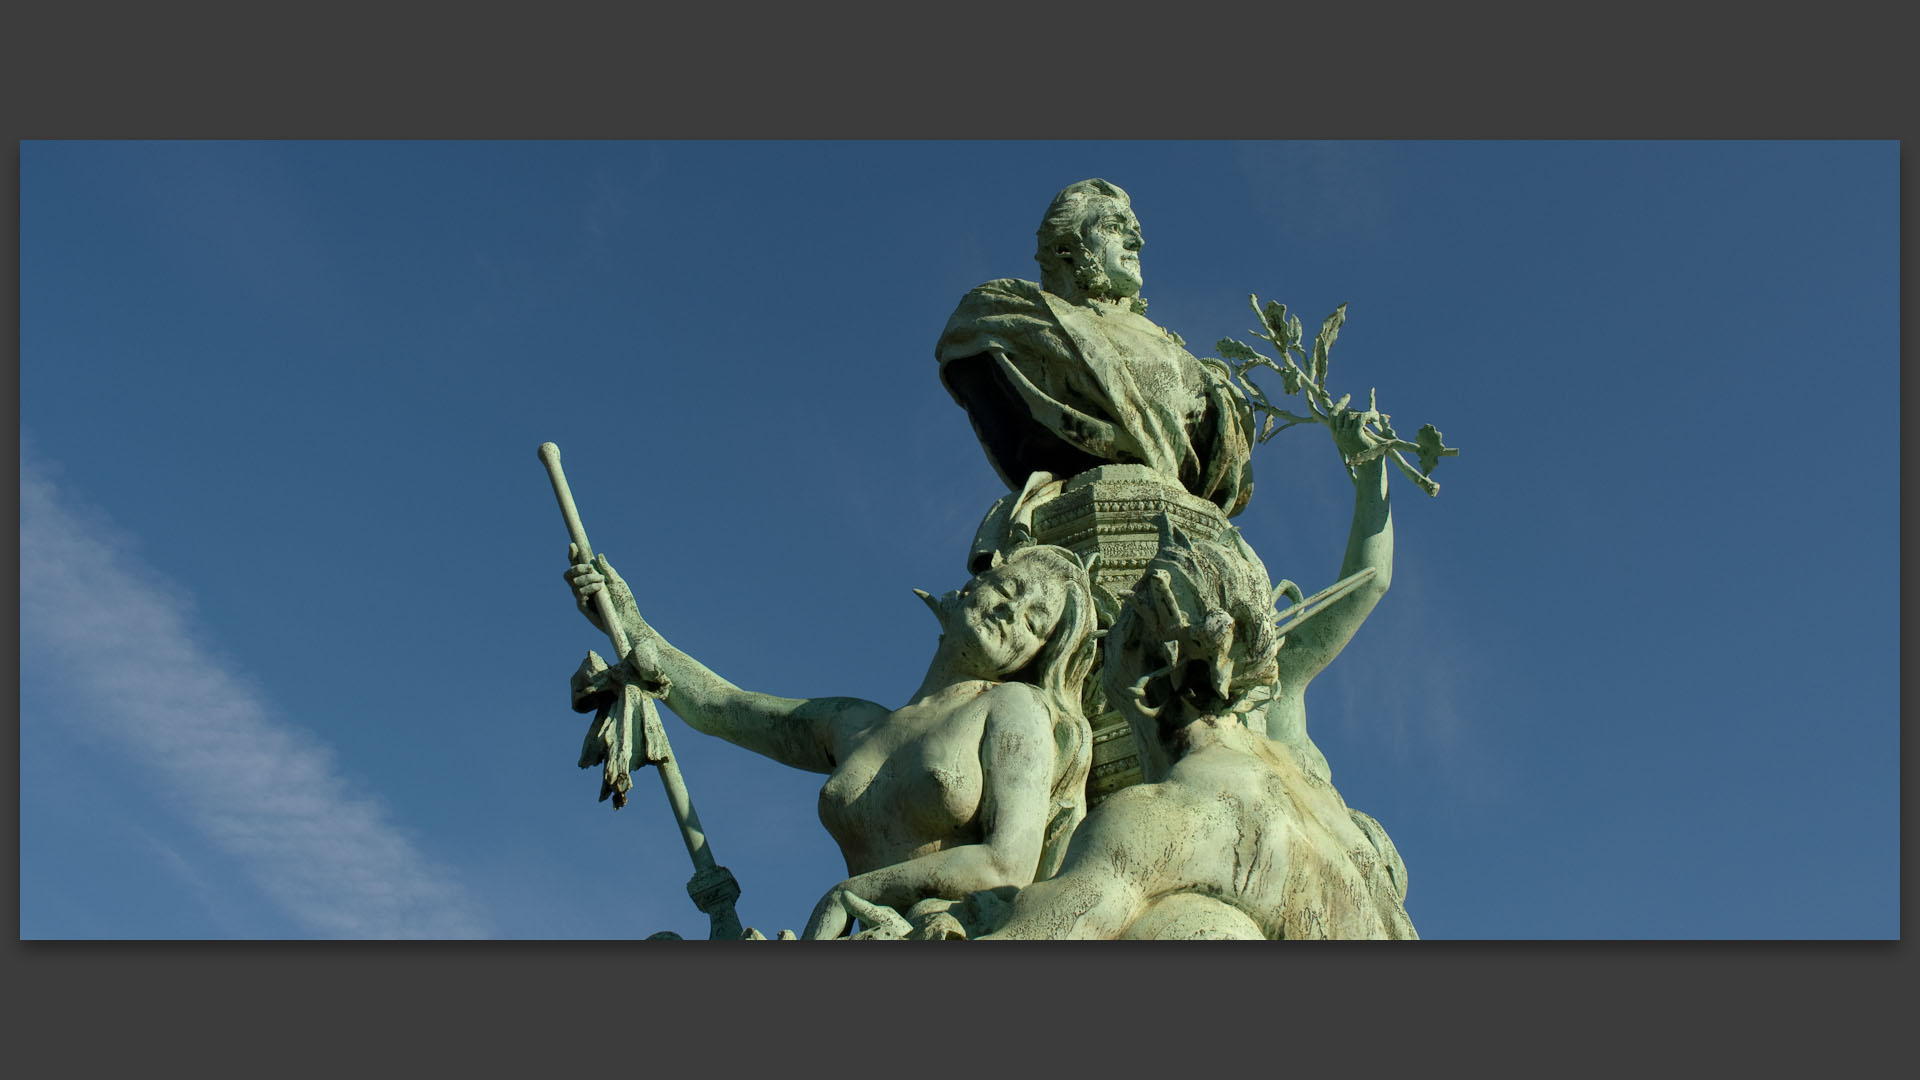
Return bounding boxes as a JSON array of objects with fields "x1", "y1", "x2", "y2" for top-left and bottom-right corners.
[
  {"x1": 938, "y1": 279, "x2": 1080, "y2": 365},
  {"x1": 939, "y1": 280, "x2": 1065, "y2": 357},
  {"x1": 950, "y1": 278, "x2": 1051, "y2": 318},
  {"x1": 965, "y1": 277, "x2": 1046, "y2": 301},
  {"x1": 982, "y1": 680, "x2": 1050, "y2": 723}
]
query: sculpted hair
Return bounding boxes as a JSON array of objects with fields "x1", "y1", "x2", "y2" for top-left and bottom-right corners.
[
  {"x1": 1033, "y1": 178, "x2": 1141, "y2": 308},
  {"x1": 998, "y1": 544, "x2": 1098, "y2": 881}
]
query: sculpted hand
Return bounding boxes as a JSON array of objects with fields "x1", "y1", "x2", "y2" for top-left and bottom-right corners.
[
  {"x1": 564, "y1": 545, "x2": 653, "y2": 643},
  {"x1": 803, "y1": 883, "x2": 910, "y2": 940},
  {"x1": 804, "y1": 884, "x2": 852, "y2": 940},
  {"x1": 1327, "y1": 401, "x2": 1388, "y2": 469},
  {"x1": 846, "y1": 895, "x2": 914, "y2": 941},
  {"x1": 1324, "y1": 390, "x2": 1449, "y2": 495}
]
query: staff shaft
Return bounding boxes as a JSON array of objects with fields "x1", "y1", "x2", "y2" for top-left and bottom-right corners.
[
  {"x1": 539, "y1": 441, "x2": 717, "y2": 875},
  {"x1": 538, "y1": 442, "x2": 632, "y2": 658},
  {"x1": 647, "y1": 701, "x2": 716, "y2": 871}
]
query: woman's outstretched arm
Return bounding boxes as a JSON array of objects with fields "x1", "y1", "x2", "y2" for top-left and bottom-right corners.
[
  {"x1": 567, "y1": 548, "x2": 884, "y2": 774},
  {"x1": 1273, "y1": 409, "x2": 1393, "y2": 690}
]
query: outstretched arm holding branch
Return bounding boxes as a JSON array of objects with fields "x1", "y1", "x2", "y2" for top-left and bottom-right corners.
[
  {"x1": 1203, "y1": 299, "x2": 1460, "y2": 775},
  {"x1": 1210, "y1": 295, "x2": 1457, "y2": 495}
]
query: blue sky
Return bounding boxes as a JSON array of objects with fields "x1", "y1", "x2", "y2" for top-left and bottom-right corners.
[{"x1": 18, "y1": 141, "x2": 1898, "y2": 939}]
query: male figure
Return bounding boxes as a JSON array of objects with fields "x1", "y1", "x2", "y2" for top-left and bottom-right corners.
[
  {"x1": 936, "y1": 179, "x2": 1256, "y2": 522},
  {"x1": 941, "y1": 179, "x2": 1395, "y2": 788}
]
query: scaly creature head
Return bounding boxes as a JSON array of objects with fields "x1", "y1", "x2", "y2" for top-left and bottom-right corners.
[{"x1": 1102, "y1": 516, "x2": 1282, "y2": 777}]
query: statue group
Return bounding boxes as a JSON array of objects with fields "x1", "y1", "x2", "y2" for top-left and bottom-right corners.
[{"x1": 551, "y1": 179, "x2": 1453, "y2": 940}]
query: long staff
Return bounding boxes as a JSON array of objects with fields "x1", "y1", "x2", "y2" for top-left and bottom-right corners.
[{"x1": 539, "y1": 441, "x2": 744, "y2": 940}]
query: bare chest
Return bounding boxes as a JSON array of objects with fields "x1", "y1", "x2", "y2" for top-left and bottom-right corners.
[
  {"x1": 817, "y1": 701, "x2": 991, "y2": 873},
  {"x1": 1168, "y1": 751, "x2": 1405, "y2": 938}
]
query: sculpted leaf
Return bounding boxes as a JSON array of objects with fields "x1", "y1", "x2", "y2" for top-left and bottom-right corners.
[
  {"x1": 1226, "y1": 292, "x2": 1460, "y2": 499},
  {"x1": 1216, "y1": 338, "x2": 1262, "y2": 364},
  {"x1": 1310, "y1": 303, "x2": 1345, "y2": 386},
  {"x1": 1262, "y1": 299, "x2": 1291, "y2": 342},
  {"x1": 1318, "y1": 303, "x2": 1347, "y2": 353},
  {"x1": 1414, "y1": 423, "x2": 1456, "y2": 476}
]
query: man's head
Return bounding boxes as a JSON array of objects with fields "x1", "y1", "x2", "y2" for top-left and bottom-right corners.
[{"x1": 1034, "y1": 179, "x2": 1145, "y2": 305}]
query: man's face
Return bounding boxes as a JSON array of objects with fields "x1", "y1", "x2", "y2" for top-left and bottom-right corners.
[{"x1": 1083, "y1": 203, "x2": 1144, "y2": 298}]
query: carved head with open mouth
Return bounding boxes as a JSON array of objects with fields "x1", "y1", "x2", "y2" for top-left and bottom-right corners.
[{"x1": 1102, "y1": 516, "x2": 1284, "y2": 781}]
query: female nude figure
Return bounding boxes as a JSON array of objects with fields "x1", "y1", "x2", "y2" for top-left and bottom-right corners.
[{"x1": 566, "y1": 543, "x2": 1097, "y2": 938}]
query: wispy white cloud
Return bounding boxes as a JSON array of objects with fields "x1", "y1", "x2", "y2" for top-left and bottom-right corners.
[{"x1": 20, "y1": 445, "x2": 491, "y2": 938}]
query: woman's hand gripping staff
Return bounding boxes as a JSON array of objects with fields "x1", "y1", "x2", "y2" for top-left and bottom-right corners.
[{"x1": 540, "y1": 441, "x2": 747, "y2": 941}]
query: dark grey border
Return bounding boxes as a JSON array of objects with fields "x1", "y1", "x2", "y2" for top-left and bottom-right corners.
[{"x1": 6, "y1": 1, "x2": 1911, "y2": 1071}]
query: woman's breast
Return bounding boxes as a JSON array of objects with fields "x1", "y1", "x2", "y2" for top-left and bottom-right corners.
[{"x1": 817, "y1": 726, "x2": 986, "y2": 871}]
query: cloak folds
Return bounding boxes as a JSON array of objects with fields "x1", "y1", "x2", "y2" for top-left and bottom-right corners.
[{"x1": 935, "y1": 279, "x2": 1254, "y2": 517}]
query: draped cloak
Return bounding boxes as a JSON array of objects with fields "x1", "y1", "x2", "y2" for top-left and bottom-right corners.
[{"x1": 936, "y1": 279, "x2": 1255, "y2": 518}]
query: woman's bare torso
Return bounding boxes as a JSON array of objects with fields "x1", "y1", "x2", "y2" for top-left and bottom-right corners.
[{"x1": 816, "y1": 680, "x2": 1019, "y2": 875}]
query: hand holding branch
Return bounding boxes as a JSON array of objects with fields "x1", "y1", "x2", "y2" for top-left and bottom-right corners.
[{"x1": 1209, "y1": 295, "x2": 1457, "y2": 495}]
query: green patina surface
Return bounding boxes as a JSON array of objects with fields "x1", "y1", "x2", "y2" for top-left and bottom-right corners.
[{"x1": 543, "y1": 178, "x2": 1456, "y2": 939}]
